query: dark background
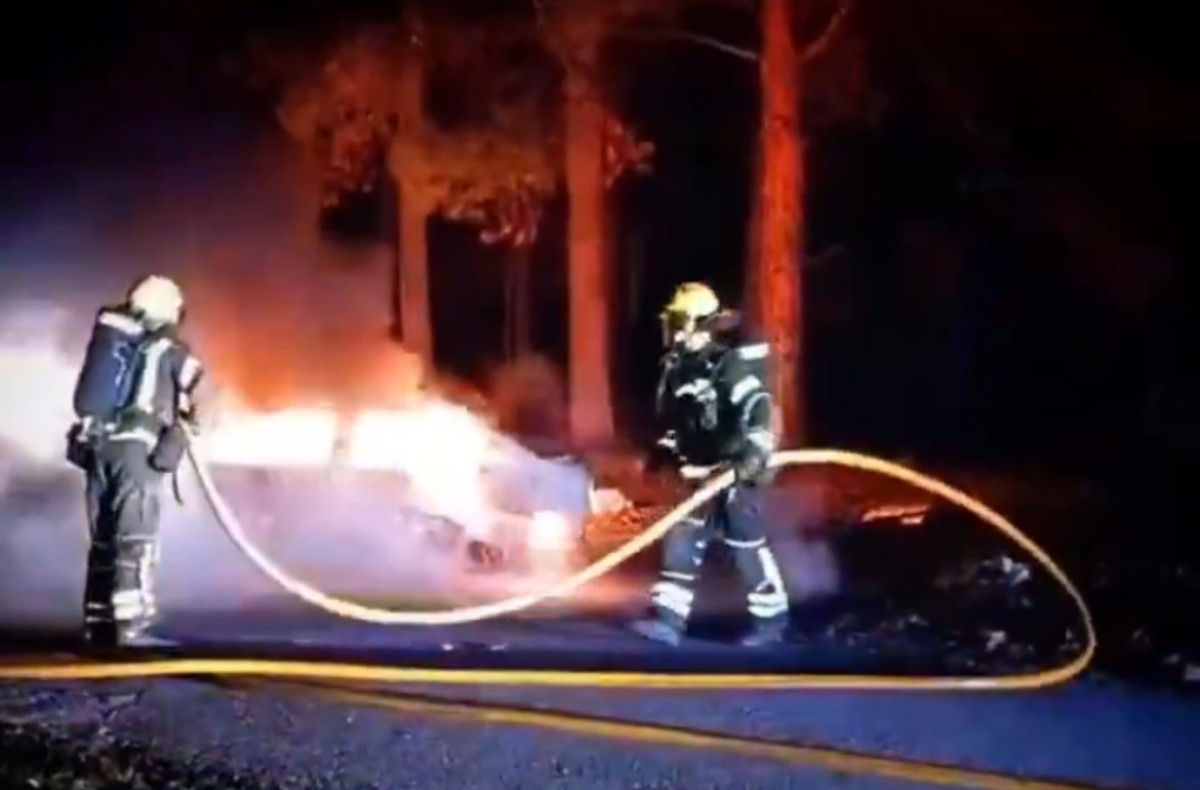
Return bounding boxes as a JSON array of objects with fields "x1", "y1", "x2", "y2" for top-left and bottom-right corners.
[{"x1": 1, "y1": 0, "x2": 1195, "y2": 479}]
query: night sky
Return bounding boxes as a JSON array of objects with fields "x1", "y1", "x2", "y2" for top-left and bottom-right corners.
[{"x1": 1, "y1": 0, "x2": 1195, "y2": 468}]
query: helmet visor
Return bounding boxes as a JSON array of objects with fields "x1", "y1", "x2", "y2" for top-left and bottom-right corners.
[
  {"x1": 660, "y1": 310, "x2": 694, "y2": 338},
  {"x1": 660, "y1": 311, "x2": 720, "y2": 347}
]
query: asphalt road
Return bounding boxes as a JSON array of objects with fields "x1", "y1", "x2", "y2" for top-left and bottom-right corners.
[
  {"x1": 3, "y1": 461, "x2": 1195, "y2": 788},
  {"x1": 3, "y1": 598, "x2": 1198, "y2": 790},
  {"x1": 3, "y1": 653, "x2": 1197, "y2": 790},
  {"x1": 153, "y1": 608, "x2": 982, "y2": 676},
  {"x1": 1, "y1": 675, "x2": 929, "y2": 790},
  {"x1": 121, "y1": 609, "x2": 1200, "y2": 790}
]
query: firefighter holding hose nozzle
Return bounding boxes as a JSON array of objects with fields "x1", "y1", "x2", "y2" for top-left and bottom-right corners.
[
  {"x1": 629, "y1": 282, "x2": 790, "y2": 648},
  {"x1": 67, "y1": 275, "x2": 204, "y2": 649}
]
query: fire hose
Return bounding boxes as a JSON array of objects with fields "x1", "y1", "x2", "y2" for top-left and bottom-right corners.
[{"x1": 0, "y1": 434, "x2": 1096, "y2": 689}]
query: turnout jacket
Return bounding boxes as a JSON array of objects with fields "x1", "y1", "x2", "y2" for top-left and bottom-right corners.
[{"x1": 652, "y1": 340, "x2": 776, "y2": 469}]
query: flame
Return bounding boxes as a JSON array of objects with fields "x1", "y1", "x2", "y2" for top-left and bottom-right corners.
[
  {"x1": 860, "y1": 503, "x2": 929, "y2": 526},
  {"x1": 199, "y1": 401, "x2": 499, "y2": 472},
  {"x1": 200, "y1": 408, "x2": 339, "y2": 467},
  {"x1": 345, "y1": 404, "x2": 500, "y2": 539},
  {"x1": 529, "y1": 510, "x2": 572, "y2": 552},
  {"x1": 345, "y1": 405, "x2": 497, "y2": 473},
  {"x1": 197, "y1": 399, "x2": 543, "y2": 548},
  {"x1": 0, "y1": 306, "x2": 588, "y2": 573},
  {"x1": 525, "y1": 509, "x2": 575, "y2": 580}
]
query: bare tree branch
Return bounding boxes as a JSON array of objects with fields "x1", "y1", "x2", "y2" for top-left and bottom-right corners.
[
  {"x1": 802, "y1": 0, "x2": 854, "y2": 63},
  {"x1": 618, "y1": 0, "x2": 855, "y2": 67},
  {"x1": 621, "y1": 27, "x2": 757, "y2": 61},
  {"x1": 527, "y1": 0, "x2": 852, "y2": 72}
]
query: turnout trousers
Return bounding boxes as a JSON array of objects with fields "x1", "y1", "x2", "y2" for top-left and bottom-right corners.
[
  {"x1": 649, "y1": 483, "x2": 789, "y2": 630},
  {"x1": 82, "y1": 438, "x2": 164, "y2": 645}
]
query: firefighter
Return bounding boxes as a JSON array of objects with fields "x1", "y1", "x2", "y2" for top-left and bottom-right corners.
[
  {"x1": 68, "y1": 275, "x2": 203, "y2": 649},
  {"x1": 629, "y1": 282, "x2": 790, "y2": 647}
]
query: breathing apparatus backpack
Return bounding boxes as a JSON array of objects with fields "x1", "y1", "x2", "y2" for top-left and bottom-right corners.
[
  {"x1": 712, "y1": 320, "x2": 773, "y2": 410},
  {"x1": 730, "y1": 341, "x2": 771, "y2": 393},
  {"x1": 66, "y1": 308, "x2": 153, "y2": 468}
]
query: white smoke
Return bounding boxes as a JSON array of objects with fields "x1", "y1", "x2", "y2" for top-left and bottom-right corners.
[
  {"x1": 0, "y1": 302, "x2": 89, "y2": 626},
  {"x1": 0, "y1": 296, "x2": 595, "y2": 633},
  {"x1": 0, "y1": 115, "x2": 837, "y2": 640},
  {"x1": 0, "y1": 124, "x2": 597, "y2": 635},
  {"x1": 0, "y1": 302, "x2": 81, "y2": 470}
]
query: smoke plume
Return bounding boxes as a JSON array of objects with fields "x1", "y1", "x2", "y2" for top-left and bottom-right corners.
[
  {"x1": 0, "y1": 121, "x2": 593, "y2": 635},
  {"x1": 0, "y1": 110, "x2": 839, "y2": 641}
]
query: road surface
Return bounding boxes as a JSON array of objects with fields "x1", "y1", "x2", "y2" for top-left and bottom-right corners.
[
  {"x1": 3, "y1": 462, "x2": 1194, "y2": 787},
  {"x1": 3, "y1": 601, "x2": 1197, "y2": 789},
  {"x1": 3, "y1": 653, "x2": 1197, "y2": 789}
]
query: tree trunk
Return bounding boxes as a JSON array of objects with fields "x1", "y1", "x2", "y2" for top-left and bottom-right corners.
[
  {"x1": 504, "y1": 244, "x2": 533, "y2": 360},
  {"x1": 753, "y1": 0, "x2": 806, "y2": 444},
  {"x1": 392, "y1": 29, "x2": 433, "y2": 363},
  {"x1": 563, "y1": 53, "x2": 615, "y2": 446}
]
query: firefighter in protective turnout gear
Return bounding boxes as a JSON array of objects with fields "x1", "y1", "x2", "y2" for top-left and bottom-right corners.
[
  {"x1": 630, "y1": 282, "x2": 790, "y2": 647},
  {"x1": 68, "y1": 275, "x2": 203, "y2": 649}
]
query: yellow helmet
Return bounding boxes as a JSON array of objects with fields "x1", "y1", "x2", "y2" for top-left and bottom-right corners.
[
  {"x1": 661, "y1": 282, "x2": 722, "y2": 347},
  {"x1": 127, "y1": 275, "x2": 185, "y2": 327},
  {"x1": 662, "y1": 282, "x2": 720, "y2": 321}
]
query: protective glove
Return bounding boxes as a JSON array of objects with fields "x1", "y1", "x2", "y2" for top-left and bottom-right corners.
[
  {"x1": 179, "y1": 405, "x2": 200, "y2": 431},
  {"x1": 642, "y1": 442, "x2": 691, "y2": 501},
  {"x1": 643, "y1": 442, "x2": 677, "y2": 476},
  {"x1": 65, "y1": 420, "x2": 97, "y2": 470},
  {"x1": 177, "y1": 388, "x2": 203, "y2": 433},
  {"x1": 149, "y1": 423, "x2": 189, "y2": 473}
]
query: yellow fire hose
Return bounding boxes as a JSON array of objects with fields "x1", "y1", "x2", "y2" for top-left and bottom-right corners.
[{"x1": 0, "y1": 438, "x2": 1096, "y2": 689}]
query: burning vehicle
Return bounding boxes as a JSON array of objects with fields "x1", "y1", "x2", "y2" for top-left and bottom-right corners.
[
  {"x1": 194, "y1": 397, "x2": 947, "y2": 588},
  {"x1": 195, "y1": 399, "x2": 639, "y2": 582}
]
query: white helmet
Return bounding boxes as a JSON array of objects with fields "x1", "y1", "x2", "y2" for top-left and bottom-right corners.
[{"x1": 127, "y1": 275, "x2": 185, "y2": 327}]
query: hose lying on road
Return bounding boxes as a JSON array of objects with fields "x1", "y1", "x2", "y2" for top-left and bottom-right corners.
[{"x1": 0, "y1": 437, "x2": 1096, "y2": 689}]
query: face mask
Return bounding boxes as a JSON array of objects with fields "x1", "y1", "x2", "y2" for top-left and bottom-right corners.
[
  {"x1": 661, "y1": 312, "x2": 718, "y2": 350},
  {"x1": 661, "y1": 312, "x2": 689, "y2": 347}
]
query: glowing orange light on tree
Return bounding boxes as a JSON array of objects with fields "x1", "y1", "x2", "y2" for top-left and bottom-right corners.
[{"x1": 291, "y1": 33, "x2": 655, "y2": 250}]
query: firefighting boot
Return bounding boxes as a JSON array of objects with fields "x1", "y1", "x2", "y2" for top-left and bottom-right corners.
[
  {"x1": 628, "y1": 613, "x2": 686, "y2": 647},
  {"x1": 739, "y1": 616, "x2": 788, "y2": 648},
  {"x1": 118, "y1": 632, "x2": 177, "y2": 649},
  {"x1": 116, "y1": 619, "x2": 177, "y2": 649}
]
